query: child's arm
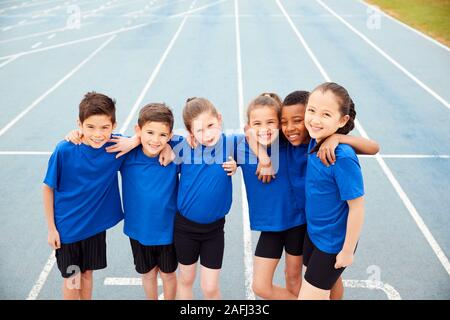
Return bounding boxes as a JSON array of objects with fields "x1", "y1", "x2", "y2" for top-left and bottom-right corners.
[
  {"x1": 334, "y1": 196, "x2": 364, "y2": 269},
  {"x1": 43, "y1": 184, "x2": 60, "y2": 250},
  {"x1": 63, "y1": 130, "x2": 141, "y2": 158},
  {"x1": 222, "y1": 156, "x2": 237, "y2": 176},
  {"x1": 244, "y1": 125, "x2": 275, "y2": 183},
  {"x1": 105, "y1": 135, "x2": 140, "y2": 158},
  {"x1": 318, "y1": 134, "x2": 380, "y2": 166}
]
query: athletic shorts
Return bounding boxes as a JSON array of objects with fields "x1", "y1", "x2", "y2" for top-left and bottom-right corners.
[
  {"x1": 55, "y1": 231, "x2": 107, "y2": 278},
  {"x1": 255, "y1": 224, "x2": 306, "y2": 259},
  {"x1": 129, "y1": 238, "x2": 178, "y2": 274},
  {"x1": 303, "y1": 232, "x2": 357, "y2": 290},
  {"x1": 174, "y1": 213, "x2": 225, "y2": 269}
]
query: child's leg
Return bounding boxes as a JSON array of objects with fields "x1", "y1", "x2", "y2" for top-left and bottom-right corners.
[
  {"x1": 253, "y1": 256, "x2": 297, "y2": 300},
  {"x1": 330, "y1": 276, "x2": 344, "y2": 300},
  {"x1": 298, "y1": 278, "x2": 330, "y2": 300},
  {"x1": 284, "y1": 253, "x2": 303, "y2": 297},
  {"x1": 177, "y1": 263, "x2": 197, "y2": 300},
  {"x1": 62, "y1": 274, "x2": 81, "y2": 300},
  {"x1": 200, "y1": 266, "x2": 221, "y2": 300},
  {"x1": 159, "y1": 271, "x2": 177, "y2": 300},
  {"x1": 79, "y1": 270, "x2": 93, "y2": 300},
  {"x1": 142, "y1": 267, "x2": 159, "y2": 300}
]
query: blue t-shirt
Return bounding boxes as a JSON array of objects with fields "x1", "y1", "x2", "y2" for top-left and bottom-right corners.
[
  {"x1": 286, "y1": 143, "x2": 308, "y2": 225},
  {"x1": 43, "y1": 140, "x2": 124, "y2": 244},
  {"x1": 305, "y1": 139, "x2": 364, "y2": 254},
  {"x1": 120, "y1": 146, "x2": 179, "y2": 246},
  {"x1": 239, "y1": 138, "x2": 303, "y2": 232},
  {"x1": 175, "y1": 134, "x2": 242, "y2": 224}
]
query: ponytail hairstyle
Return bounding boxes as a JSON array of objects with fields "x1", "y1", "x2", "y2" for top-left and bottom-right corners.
[
  {"x1": 246, "y1": 93, "x2": 282, "y2": 124},
  {"x1": 182, "y1": 97, "x2": 219, "y2": 133},
  {"x1": 309, "y1": 82, "x2": 356, "y2": 153}
]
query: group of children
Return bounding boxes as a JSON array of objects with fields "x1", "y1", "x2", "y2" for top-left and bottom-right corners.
[{"x1": 43, "y1": 82, "x2": 379, "y2": 300}]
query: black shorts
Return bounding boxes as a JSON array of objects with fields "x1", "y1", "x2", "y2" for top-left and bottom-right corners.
[
  {"x1": 55, "y1": 231, "x2": 107, "y2": 278},
  {"x1": 255, "y1": 224, "x2": 306, "y2": 259},
  {"x1": 303, "y1": 232, "x2": 353, "y2": 290},
  {"x1": 129, "y1": 238, "x2": 177, "y2": 274},
  {"x1": 174, "y1": 213, "x2": 225, "y2": 269}
]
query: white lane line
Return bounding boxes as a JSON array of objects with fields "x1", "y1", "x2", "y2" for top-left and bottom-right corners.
[
  {"x1": 169, "y1": 0, "x2": 228, "y2": 19},
  {"x1": 276, "y1": 0, "x2": 450, "y2": 277},
  {"x1": 234, "y1": 0, "x2": 254, "y2": 300},
  {"x1": 0, "y1": 22, "x2": 94, "y2": 45},
  {"x1": 31, "y1": 41, "x2": 42, "y2": 49},
  {"x1": 0, "y1": 23, "x2": 147, "y2": 60},
  {"x1": 0, "y1": 55, "x2": 20, "y2": 69},
  {"x1": 316, "y1": 0, "x2": 449, "y2": 110},
  {"x1": 119, "y1": 0, "x2": 197, "y2": 134},
  {"x1": 358, "y1": 0, "x2": 450, "y2": 52},
  {"x1": 47, "y1": 33, "x2": 55, "y2": 40},
  {"x1": 104, "y1": 277, "x2": 164, "y2": 300},
  {"x1": 1, "y1": 18, "x2": 47, "y2": 32},
  {"x1": 0, "y1": 36, "x2": 116, "y2": 139},
  {"x1": 26, "y1": 251, "x2": 56, "y2": 300},
  {"x1": 343, "y1": 280, "x2": 401, "y2": 300}
]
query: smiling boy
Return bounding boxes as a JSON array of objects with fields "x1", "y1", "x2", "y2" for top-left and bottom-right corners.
[
  {"x1": 43, "y1": 92, "x2": 124, "y2": 300},
  {"x1": 119, "y1": 103, "x2": 179, "y2": 300}
]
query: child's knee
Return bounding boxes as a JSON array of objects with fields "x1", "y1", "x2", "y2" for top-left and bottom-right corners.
[
  {"x1": 179, "y1": 270, "x2": 195, "y2": 286},
  {"x1": 252, "y1": 278, "x2": 271, "y2": 297},
  {"x1": 159, "y1": 271, "x2": 176, "y2": 282},
  {"x1": 200, "y1": 280, "x2": 219, "y2": 296}
]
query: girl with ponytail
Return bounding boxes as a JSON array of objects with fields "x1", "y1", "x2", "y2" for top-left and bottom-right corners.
[{"x1": 299, "y1": 82, "x2": 366, "y2": 299}]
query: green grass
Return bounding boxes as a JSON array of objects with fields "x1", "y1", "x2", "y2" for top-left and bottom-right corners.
[{"x1": 366, "y1": 0, "x2": 450, "y2": 46}]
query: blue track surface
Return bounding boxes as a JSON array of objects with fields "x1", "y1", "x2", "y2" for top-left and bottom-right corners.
[{"x1": 0, "y1": 0, "x2": 449, "y2": 300}]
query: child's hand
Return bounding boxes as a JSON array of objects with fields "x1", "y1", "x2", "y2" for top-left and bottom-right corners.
[
  {"x1": 222, "y1": 156, "x2": 237, "y2": 176},
  {"x1": 244, "y1": 124, "x2": 258, "y2": 147},
  {"x1": 47, "y1": 228, "x2": 61, "y2": 250},
  {"x1": 64, "y1": 130, "x2": 82, "y2": 145},
  {"x1": 159, "y1": 144, "x2": 175, "y2": 166},
  {"x1": 105, "y1": 135, "x2": 140, "y2": 158},
  {"x1": 255, "y1": 160, "x2": 275, "y2": 183},
  {"x1": 186, "y1": 134, "x2": 198, "y2": 149},
  {"x1": 334, "y1": 250, "x2": 354, "y2": 269},
  {"x1": 317, "y1": 134, "x2": 339, "y2": 167}
]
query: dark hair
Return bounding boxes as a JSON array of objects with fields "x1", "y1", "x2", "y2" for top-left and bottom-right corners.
[
  {"x1": 309, "y1": 82, "x2": 356, "y2": 153},
  {"x1": 182, "y1": 97, "x2": 219, "y2": 133},
  {"x1": 138, "y1": 103, "x2": 174, "y2": 131},
  {"x1": 283, "y1": 90, "x2": 309, "y2": 106},
  {"x1": 247, "y1": 93, "x2": 282, "y2": 123},
  {"x1": 79, "y1": 92, "x2": 116, "y2": 124}
]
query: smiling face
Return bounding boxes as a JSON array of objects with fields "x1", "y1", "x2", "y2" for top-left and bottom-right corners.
[
  {"x1": 248, "y1": 106, "x2": 279, "y2": 146},
  {"x1": 78, "y1": 114, "x2": 116, "y2": 148},
  {"x1": 281, "y1": 103, "x2": 309, "y2": 146},
  {"x1": 304, "y1": 89, "x2": 349, "y2": 142},
  {"x1": 190, "y1": 112, "x2": 222, "y2": 147},
  {"x1": 136, "y1": 121, "x2": 172, "y2": 157}
]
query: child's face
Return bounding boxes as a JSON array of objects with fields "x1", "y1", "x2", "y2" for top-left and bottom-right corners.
[
  {"x1": 248, "y1": 106, "x2": 279, "y2": 146},
  {"x1": 281, "y1": 103, "x2": 309, "y2": 146},
  {"x1": 190, "y1": 112, "x2": 222, "y2": 147},
  {"x1": 78, "y1": 115, "x2": 116, "y2": 148},
  {"x1": 136, "y1": 121, "x2": 172, "y2": 157},
  {"x1": 305, "y1": 90, "x2": 349, "y2": 142}
]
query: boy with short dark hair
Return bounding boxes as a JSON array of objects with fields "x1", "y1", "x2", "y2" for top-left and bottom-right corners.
[
  {"x1": 43, "y1": 92, "x2": 124, "y2": 300},
  {"x1": 120, "y1": 103, "x2": 179, "y2": 300}
]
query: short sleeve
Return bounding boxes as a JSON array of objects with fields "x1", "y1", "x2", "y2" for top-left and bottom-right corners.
[
  {"x1": 43, "y1": 147, "x2": 61, "y2": 189},
  {"x1": 333, "y1": 156, "x2": 364, "y2": 201}
]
